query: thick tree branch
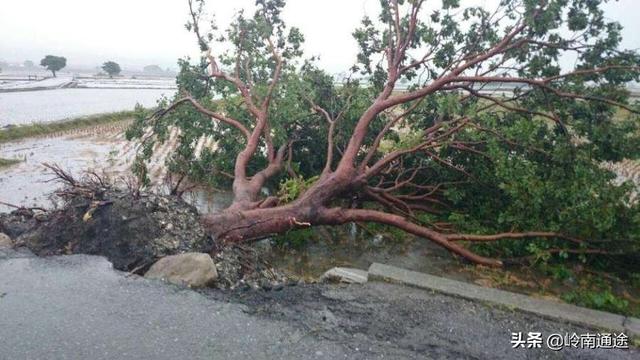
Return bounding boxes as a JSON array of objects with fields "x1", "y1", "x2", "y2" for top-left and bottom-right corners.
[{"x1": 159, "y1": 96, "x2": 251, "y2": 138}]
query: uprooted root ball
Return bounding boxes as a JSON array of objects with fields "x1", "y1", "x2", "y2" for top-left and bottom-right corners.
[{"x1": 0, "y1": 168, "x2": 211, "y2": 272}]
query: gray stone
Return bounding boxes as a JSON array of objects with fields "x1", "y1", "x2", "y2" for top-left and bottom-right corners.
[
  {"x1": 624, "y1": 317, "x2": 640, "y2": 339},
  {"x1": 320, "y1": 267, "x2": 368, "y2": 284},
  {"x1": 145, "y1": 253, "x2": 218, "y2": 288},
  {"x1": 368, "y1": 262, "x2": 627, "y2": 334},
  {"x1": 0, "y1": 233, "x2": 13, "y2": 249}
]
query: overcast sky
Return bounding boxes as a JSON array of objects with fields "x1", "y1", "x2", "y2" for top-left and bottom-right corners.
[{"x1": 1, "y1": 0, "x2": 639, "y2": 72}]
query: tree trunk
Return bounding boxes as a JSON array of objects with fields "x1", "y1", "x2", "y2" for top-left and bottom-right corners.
[
  {"x1": 201, "y1": 167, "x2": 503, "y2": 268},
  {"x1": 202, "y1": 170, "x2": 349, "y2": 241}
]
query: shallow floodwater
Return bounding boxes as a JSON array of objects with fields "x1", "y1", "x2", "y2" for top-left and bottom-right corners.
[
  {"x1": 0, "y1": 88, "x2": 175, "y2": 125},
  {"x1": 264, "y1": 226, "x2": 463, "y2": 280},
  {"x1": 0, "y1": 129, "x2": 126, "y2": 210},
  {"x1": 0, "y1": 124, "x2": 228, "y2": 213}
]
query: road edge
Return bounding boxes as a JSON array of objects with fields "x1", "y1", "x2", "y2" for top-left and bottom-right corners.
[{"x1": 368, "y1": 262, "x2": 639, "y2": 340}]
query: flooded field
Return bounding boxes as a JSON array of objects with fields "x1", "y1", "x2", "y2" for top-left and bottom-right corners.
[
  {"x1": 0, "y1": 88, "x2": 175, "y2": 125},
  {"x1": 0, "y1": 124, "x2": 129, "y2": 210},
  {"x1": 0, "y1": 122, "x2": 231, "y2": 214},
  {"x1": 75, "y1": 77, "x2": 176, "y2": 89}
]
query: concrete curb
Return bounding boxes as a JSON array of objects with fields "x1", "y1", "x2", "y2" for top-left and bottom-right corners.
[{"x1": 368, "y1": 263, "x2": 639, "y2": 339}]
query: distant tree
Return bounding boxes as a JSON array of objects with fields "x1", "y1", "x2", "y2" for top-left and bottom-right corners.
[
  {"x1": 102, "y1": 61, "x2": 121, "y2": 78},
  {"x1": 40, "y1": 55, "x2": 66, "y2": 77},
  {"x1": 143, "y1": 65, "x2": 163, "y2": 74},
  {"x1": 23, "y1": 60, "x2": 34, "y2": 68}
]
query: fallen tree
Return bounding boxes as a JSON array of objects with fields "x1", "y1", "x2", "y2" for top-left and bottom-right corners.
[
  {"x1": 127, "y1": 0, "x2": 640, "y2": 268},
  {"x1": 0, "y1": 165, "x2": 291, "y2": 288}
]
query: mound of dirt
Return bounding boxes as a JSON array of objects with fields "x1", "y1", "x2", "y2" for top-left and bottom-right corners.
[{"x1": 1, "y1": 186, "x2": 212, "y2": 272}]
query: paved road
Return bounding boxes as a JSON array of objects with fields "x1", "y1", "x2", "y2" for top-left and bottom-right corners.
[{"x1": 0, "y1": 249, "x2": 637, "y2": 359}]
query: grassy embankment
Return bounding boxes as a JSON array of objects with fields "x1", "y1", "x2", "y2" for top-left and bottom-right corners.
[
  {"x1": 0, "y1": 157, "x2": 22, "y2": 168},
  {"x1": 0, "y1": 110, "x2": 136, "y2": 168},
  {"x1": 0, "y1": 110, "x2": 136, "y2": 144}
]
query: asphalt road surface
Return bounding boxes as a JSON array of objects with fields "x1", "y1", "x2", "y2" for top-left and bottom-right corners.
[{"x1": 0, "y1": 249, "x2": 637, "y2": 359}]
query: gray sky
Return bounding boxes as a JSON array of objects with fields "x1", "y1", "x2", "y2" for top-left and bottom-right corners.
[{"x1": 1, "y1": 0, "x2": 639, "y2": 72}]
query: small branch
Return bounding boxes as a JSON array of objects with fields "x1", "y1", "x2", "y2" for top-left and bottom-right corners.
[
  {"x1": 0, "y1": 201, "x2": 47, "y2": 213},
  {"x1": 446, "y1": 232, "x2": 583, "y2": 245},
  {"x1": 43, "y1": 163, "x2": 77, "y2": 187}
]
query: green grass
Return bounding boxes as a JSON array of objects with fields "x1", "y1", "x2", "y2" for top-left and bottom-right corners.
[
  {"x1": 0, "y1": 111, "x2": 136, "y2": 144},
  {"x1": 0, "y1": 157, "x2": 22, "y2": 168}
]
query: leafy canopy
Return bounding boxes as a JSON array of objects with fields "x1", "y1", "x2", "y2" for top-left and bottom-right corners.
[
  {"x1": 40, "y1": 55, "x2": 66, "y2": 76},
  {"x1": 102, "y1": 61, "x2": 122, "y2": 77}
]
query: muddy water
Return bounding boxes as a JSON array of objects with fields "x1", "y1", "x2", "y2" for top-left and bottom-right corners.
[
  {"x1": 0, "y1": 136, "x2": 120, "y2": 210},
  {"x1": 0, "y1": 125, "x2": 128, "y2": 211}
]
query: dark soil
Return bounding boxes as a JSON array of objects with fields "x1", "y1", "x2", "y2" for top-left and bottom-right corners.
[{"x1": 1, "y1": 187, "x2": 211, "y2": 272}]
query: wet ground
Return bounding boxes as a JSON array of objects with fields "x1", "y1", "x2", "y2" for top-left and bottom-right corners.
[
  {"x1": 0, "y1": 250, "x2": 637, "y2": 360},
  {"x1": 0, "y1": 123, "x2": 130, "y2": 211}
]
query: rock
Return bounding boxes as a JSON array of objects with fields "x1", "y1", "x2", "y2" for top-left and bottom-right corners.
[
  {"x1": 260, "y1": 280, "x2": 273, "y2": 291},
  {"x1": 0, "y1": 233, "x2": 13, "y2": 249},
  {"x1": 320, "y1": 267, "x2": 368, "y2": 284},
  {"x1": 145, "y1": 253, "x2": 218, "y2": 288},
  {"x1": 321, "y1": 289, "x2": 357, "y2": 301},
  {"x1": 370, "y1": 234, "x2": 385, "y2": 246}
]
